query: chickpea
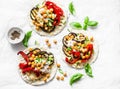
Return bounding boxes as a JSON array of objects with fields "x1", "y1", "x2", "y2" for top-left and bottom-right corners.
[
  {"x1": 47, "y1": 43, "x2": 51, "y2": 48},
  {"x1": 45, "y1": 27, "x2": 48, "y2": 30},
  {"x1": 63, "y1": 73, "x2": 67, "y2": 77},
  {"x1": 36, "y1": 26, "x2": 39, "y2": 31},
  {"x1": 48, "y1": 14, "x2": 52, "y2": 18},
  {"x1": 52, "y1": 14, "x2": 55, "y2": 19},
  {"x1": 32, "y1": 20, "x2": 35, "y2": 24},
  {"x1": 37, "y1": 67, "x2": 41, "y2": 70},
  {"x1": 61, "y1": 76, "x2": 64, "y2": 81},
  {"x1": 32, "y1": 54, "x2": 35, "y2": 58},
  {"x1": 85, "y1": 55, "x2": 89, "y2": 59},
  {"x1": 57, "y1": 64, "x2": 61, "y2": 68},
  {"x1": 39, "y1": 23, "x2": 43, "y2": 27},
  {"x1": 56, "y1": 76, "x2": 60, "y2": 80},
  {"x1": 33, "y1": 51, "x2": 37, "y2": 54},
  {"x1": 44, "y1": 19, "x2": 48, "y2": 23},
  {"x1": 90, "y1": 37, "x2": 94, "y2": 42},
  {"x1": 46, "y1": 74, "x2": 50, "y2": 78},
  {"x1": 28, "y1": 62, "x2": 31, "y2": 66},
  {"x1": 82, "y1": 55, "x2": 86, "y2": 59},
  {"x1": 45, "y1": 39, "x2": 49, "y2": 43},
  {"x1": 53, "y1": 40, "x2": 57, "y2": 44},
  {"x1": 28, "y1": 48, "x2": 33, "y2": 51},
  {"x1": 43, "y1": 14, "x2": 47, "y2": 18},
  {"x1": 50, "y1": 8, "x2": 53, "y2": 12},
  {"x1": 43, "y1": 77, "x2": 47, "y2": 82},
  {"x1": 29, "y1": 57, "x2": 33, "y2": 61},
  {"x1": 31, "y1": 64, "x2": 35, "y2": 68}
]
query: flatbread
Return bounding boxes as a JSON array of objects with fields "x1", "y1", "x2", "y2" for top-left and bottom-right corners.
[
  {"x1": 18, "y1": 46, "x2": 57, "y2": 85},
  {"x1": 29, "y1": 0, "x2": 68, "y2": 36},
  {"x1": 62, "y1": 30, "x2": 99, "y2": 69}
]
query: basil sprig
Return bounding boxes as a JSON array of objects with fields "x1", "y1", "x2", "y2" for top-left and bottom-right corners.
[
  {"x1": 70, "y1": 73, "x2": 83, "y2": 85},
  {"x1": 69, "y1": 2, "x2": 75, "y2": 15},
  {"x1": 84, "y1": 63, "x2": 93, "y2": 77},
  {"x1": 83, "y1": 16, "x2": 98, "y2": 30},
  {"x1": 22, "y1": 31, "x2": 32, "y2": 47},
  {"x1": 70, "y1": 22, "x2": 82, "y2": 29}
]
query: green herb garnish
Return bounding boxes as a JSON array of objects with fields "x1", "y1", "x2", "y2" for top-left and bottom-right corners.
[
  {"x1": 69, "y1": 2, "x2": 75, "y2": 15},
  {"x1": 35, "y1": 40, "x2": 39, "y2": 45},
  {"x1": 70, "y1": 22, "x2": 82, "y2": 29},
  {"x1": 84, "y1": 63, "x2": 93, "y2": 77},
  {"x1": 35, "y1": 57, "x2": 44, "y2": 63},
  {"x1": 87, "y1": 21, "x2": 98, "y2": 26},
  {"x1": 58, "y1": 68, "x2": 64, "y2": 74},
  {"x1": 70, "y1": 73, "x2": 83, "y2": 85},
  {"x1": 22, "y1": 31, "x2": 32, "y2": 47},
  {"x1": 67, "y1": 47, "x2": 72, "y2": 51}
]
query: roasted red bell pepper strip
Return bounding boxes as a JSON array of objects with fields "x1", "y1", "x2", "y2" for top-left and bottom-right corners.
[
  {"x1": 72, "y1": 51, "x2": 80, "y2": 58},
  {"x1": 19, "y1": 63, "x2": 28, "y2": 69},
  {"x1": 65, "y1": 57, "x2": 79, "y2": 64},
  {"x1": 17, "y1": 51, "x2": 29, "y2": 63},
  {"x1": 22, "y1": 67, "x2": 33, "y2": 73},
  {"x1": 81, "y1": 59, "x2": 87, "y2": 63},
  {"x1": 45, "y1": 1, "x2": 63, "y2": 26},
  {"x1": 86, "y1": 44, "x2": 93, "y2": 51}
]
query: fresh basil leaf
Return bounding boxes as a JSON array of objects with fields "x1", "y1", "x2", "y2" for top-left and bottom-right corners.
[
  {"x1": 70, "y1": 22, "x2": 82, "y2": 29},
  {"x1": 83, "y1": 23, "x2": 88, "y2": 30},
  {"x1": 87, "y1": 21, "x2": 98, "y2": 26},
  {"x1": 69, "y1": 2, "x2": 75, "y2": 15},
  {"x1": 84, "y1": 16, "x2": 89, "y2": 24},
  {"x1": 22, "y1": 31, "x2": 32, "y2": 47},
  {"x1": 58, "y1": 68, "x2": 64, "y2": 74},
  {"x1": 84, "y1": 63, "x2": 93, "y2": 77},
  {"x1": 70, "y1": 73, "x2": 83, "y2": 85}
]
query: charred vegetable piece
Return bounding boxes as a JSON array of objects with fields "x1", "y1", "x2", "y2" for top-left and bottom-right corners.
[
  {"x1": 62, "y1": 33, "x2": 77, "y2": 47},
  {"x1": 30, "y1": 8, "x2": 38, "y2": 20},
  {"x1": 17, "y1": 51, "x2": 29, "y2": 62},
  {"x1": 47, "y1": 53, "x2": 54, "y2": 65},
  {"x1": 65, "y1": 57, "x2": 79, "y2": 64},
  {"x1": 62, "y1": 46, "x2": 72, "y2": 57}
]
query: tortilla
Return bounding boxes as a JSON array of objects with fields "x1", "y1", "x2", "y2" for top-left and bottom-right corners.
[
  {"x1": 62, "y1": 30, "x2": 99, "y2": 69},
  {"x1": 18, "y1": 46, "x2": 57, "y2": 85},
  {"x1": 29, "y1": 0, "x2": 68, "y2": 36}
]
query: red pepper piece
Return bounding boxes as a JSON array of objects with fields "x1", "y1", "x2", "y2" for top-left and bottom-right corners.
[
  {"x1": 17, "y1": 51, "x2": 29, "y2": 63},
  {"x1": 72, "y1": 51, "x2": 80, "y2": 58},
  {"x1": 22, "y1": 67, "x2": 33, "y2": 73},
  {"x1": 45, "y1": 1, "x2": 63, "y2": 25},
  {"x1": 81, "y1": 59, "x2": 87, "y2": 63},
  {"x1": 19, "y1": 63, "x2": 28, "y2": 69},
  {"x1": 65, "y1": 57, "x2": 79, "y2": 64},
  {"x1": 86, "y1": 44, "x2": 93, "y2": 51}
]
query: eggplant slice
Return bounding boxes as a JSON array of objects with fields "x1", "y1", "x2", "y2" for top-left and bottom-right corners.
[
  {"x1": 62, "y1": 46, "x2": 72, "y2": 57},
  {"x1": 62, "y1": 32, "x2": 77, "y2": 47},
  {"x1": 30, "y1": 7, "x2": 38, "y2": 20},
  {"x1": 41, "y1": 26, "x2": 55, "y2": 33},
  {"x1": 74, "y1": 33, "x2": 86, "y2": 43}
]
